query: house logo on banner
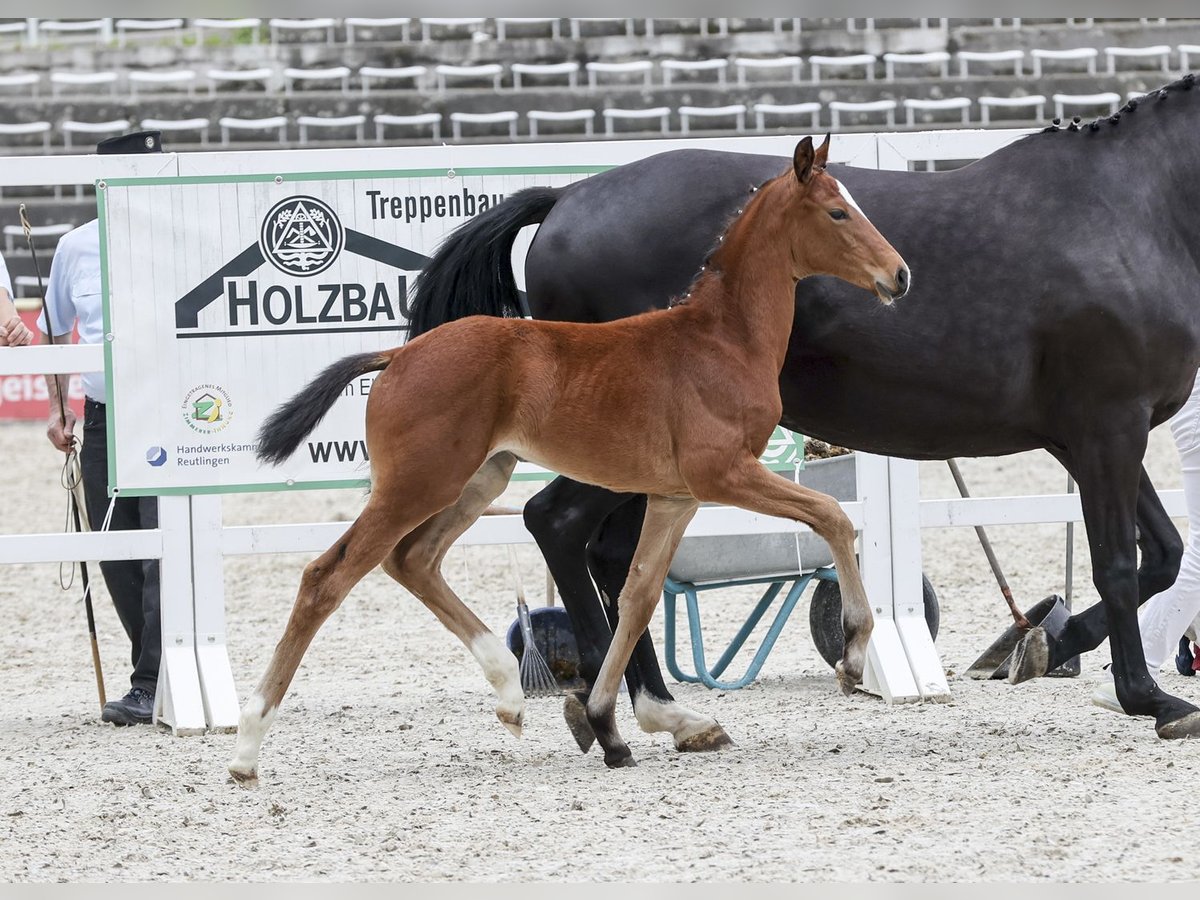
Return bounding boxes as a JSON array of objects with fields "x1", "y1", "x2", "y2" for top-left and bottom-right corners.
[
  {"x1": 259, "y1": 196, "x2": 344, "y2": 277},
  {"x1": 173, "y1": 194, "x2": 430, "y2": 340}
]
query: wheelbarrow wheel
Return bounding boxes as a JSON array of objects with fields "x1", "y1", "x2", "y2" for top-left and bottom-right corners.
[{"x1": 809, "y1": 574, "x2": 940, "y2": 670}]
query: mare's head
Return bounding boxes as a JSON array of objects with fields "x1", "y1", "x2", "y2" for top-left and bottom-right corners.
[{"x1": 785, "y1": 135, "x2": 910, "y2": 304}]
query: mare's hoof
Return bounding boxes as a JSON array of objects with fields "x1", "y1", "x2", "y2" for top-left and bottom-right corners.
[
  {"x1": 1007, "y1": 626, "x2": 1050, "y2": 685},
  {"x1": 563, "y1": 693, "x2": 596, "y2": 753},
  {"x1": 835, "y1": 661, "x2": 860, "y2": 696},
  {"x1": 603, "y1": 749, "x2": 637, "y2": 769},
  {"x1": 676, "y1": 723, "x2": 735, "y2": 753},
  {"x1": 228, "y1": 765, "x2": 259, "y2": 789},
  {"x1": 1157, "y1": 710, "x2": 1200, "y2": 740},
  {"x1": 497, "y1": 708, "x2": 523, "y2": 739}
]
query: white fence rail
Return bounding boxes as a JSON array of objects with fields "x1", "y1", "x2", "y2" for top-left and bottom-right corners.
[{"x1": 0, "y1": 130, "x2": 1183, "y2": 732}]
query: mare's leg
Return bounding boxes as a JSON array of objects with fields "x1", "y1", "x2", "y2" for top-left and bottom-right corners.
[
  {"x1": 1017, "y1": 463, "x2": 1185, "y2": 663},
  {"x1": 1010, "y1": 429, "x2": 1200, "y2": 738},
  {"x1": 586, "y1": 496, "x2": 699, "y2": 768},
  {"x1": 381, "y1": 452, "x2": 524, "y2": 735},
  {"x1": 523, "y1": 478, "x2": 646, "y2": 751},
  {"x1": 687, "y1": 457, "x2": 872, "y2": 694},
  {"x1": 587, "y1": 500, "x2": 733, "y2": 752}
]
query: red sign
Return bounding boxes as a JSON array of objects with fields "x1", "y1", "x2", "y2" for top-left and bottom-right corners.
[{"x1": 0, "y1": 308, "x2": 86, "y2": 421}]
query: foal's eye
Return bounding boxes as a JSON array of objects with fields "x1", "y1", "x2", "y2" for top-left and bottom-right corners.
[{"x1": 829, "y1": 209, "x2": 849, "y2": 221}]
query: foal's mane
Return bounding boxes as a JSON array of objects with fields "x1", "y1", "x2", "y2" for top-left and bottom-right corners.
[{"x1": 1037, "y1": 71, "x2": 1198, "y2": 136}]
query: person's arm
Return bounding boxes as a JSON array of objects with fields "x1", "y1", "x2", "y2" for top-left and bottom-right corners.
[
  {"x1": 38, "y1": 245, "x2": 77, "y2": 453},
  {"x1": 0, "y1": 250, "x2": 28, "y2": 346}
]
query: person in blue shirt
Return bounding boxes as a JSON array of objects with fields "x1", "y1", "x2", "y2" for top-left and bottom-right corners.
[{"x1": 40, "y1": 131, "x2": 164, "y2": 725}]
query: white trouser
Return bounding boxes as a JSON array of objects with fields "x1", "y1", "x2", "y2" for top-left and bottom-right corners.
[{"x1": 1140, "y1": 369, "x2": 1200, "y2": 673}]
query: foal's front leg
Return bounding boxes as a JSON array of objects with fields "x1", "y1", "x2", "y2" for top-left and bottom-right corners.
[{"x1": 585, "y1": 495, "x2": 699, "y2": 767}]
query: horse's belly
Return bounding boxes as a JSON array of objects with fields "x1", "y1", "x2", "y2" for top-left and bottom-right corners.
[{"x1": 497, "y1": 435, "x2": 689, "y2": 497}]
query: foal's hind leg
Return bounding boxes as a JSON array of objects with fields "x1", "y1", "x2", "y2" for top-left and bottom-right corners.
[
  {"x1": 691, "y1": 457, "x2": 873, "y2": 695},
  {"x1": 381, "y1": 452, "x2": 525, "y2": 736},
  {"x1": 228, "y1": 498, "x2": 439, "y2": 786}
]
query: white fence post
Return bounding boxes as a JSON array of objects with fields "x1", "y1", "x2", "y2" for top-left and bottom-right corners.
[
  {"x1": 191, "y1": 495, "x2": 240, "y2": 731},
  {"x1": 154, "y1": 495, "x2": 207, "y2": 735}
]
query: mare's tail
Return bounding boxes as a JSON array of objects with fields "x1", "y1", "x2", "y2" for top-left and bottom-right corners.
[
  {"x1": 406, "y1": 186, "x2": 561, "y2": 340},
  {"x1": 257, "y1": 351, "x2": 395, "y2": 466}
]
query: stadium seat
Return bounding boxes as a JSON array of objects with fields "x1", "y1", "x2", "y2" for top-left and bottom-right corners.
[
  {"x1": 1180, "y1": 44, "x2": 1200, "y2": 73},
  {"x1": 360, "y1": 66, "x2": 426, "y2": 94},
  {"x1": 734, "y1": 56, "x2": 803, "y2": 85},
  {"x1": 773, "y1": 18, "x2": 801, "y2": 35},
  {"x1": 436, "y1": 64, "x2": 503, "y2": 91},
  {"x1": 809, "y1": 54, "x2": 877, "y2": 82},
  {"x1": 14, "y1": 275, "x2": 42, "y2": 298},
  {"x1": 957, "y1": 49, "x2": 1024, "y2": 77},
  {"x1": 3, "y1": 222, "x2": 71, "y2": 255},
  {"x1": 115, "y1": 18, "x2": 184, "y2": 47},
  {"x1": 297, "y1": 114, "x2": 367, "y2": 143},
  {"x1": 268, "y1": 18, "x2": 336, "y2": 46},
  {"x1": 50, "y1": 71, "x2": 119, "y2": 98},
  {"x1": 218, "y1": 115, "x2": 288, "y2": 145},
  {"x1": 586, "y1": 61, "x2": 654, "y2": 89},
  {"x1": 61, "y1": 119, "x2": 132, "y2": 149},
  {"x1": 345, "y1": 18, "x2": 412, "y2": 43},
  {"x1": 374, "y1": 112, "x2": 442, "y2": 142},
  {"x1": 0, "y1": 21, "x2": 27, "y2": 44},
  {"x1": 420, "y1": 18, "x2": 487, "y2": 41},
  {"x1": 284, "y1": 66, "x2": 352, "y2": 95},
  {"x1": 526, "y1": 109, "x2": 595, "y2": 138},
  {"x1": 512, "y1": 62, "x2": 579, "y2": 90},
  {"x1": 1104, "y1": 45, "x2": 1171, "y2": 74},
  {"x1": 883, "y1": 51, "x2": 951, "y2": 81},
  {"x1": 207, "y1": 67, "x2": 273, "y2": 95},
  {"x1": 1031, "y1": 47, "x2": 1098, "y2": 77},
  {"x1": 0, "y1": 121, "x2": 51, "y2": 151},
  {"x1": 753, "y1": 101, "x2": 821, "y2": 132},
  {"x1": 128, "y1": 70, "x2": 196, "y2": 100},
  {"x1": 192, "y1": 18, "x2": 262, "y2": 44},
  {"x1": 1052, "y1": 92, "x2": 1121, "y2": 120},
  {"x1": 36, "y1": 19, "x2": 112, "y2": 44},
  {"x1": 977, "y1": 94, "x2": 1046, "y2": 124},
  {"x1": 450, "y1": 111, "x2": 519, "y2": 140},
  {"x1": 660, "y1": 59, "x2": 728, "y2": 86},
  {"x1": 903, "y1": 97, "x2": 971, "y2": 126},
  {"x1": 645, "y1": 18, "x2": 728, "y2": 37},
  {"x1": 140, "y1": 117, "x2": 211, "y2": 144},
  {"x1": 602, "y1": 106, "x2": 670, "y2": 136},
  {"x1": 568, "y1": 18, "x2": 636, "y2": 40},
  {"x1": 828, "y1": 99, "x2": 896, "y2": 129},
  {"x1": 845, "y1": 18, "x2": 876, "y2": 32},
  {"x1": 0, "y1": 73, "x2": 41, "y2": 96},
  {"x1": 495, "y1": 18, "x2": 561, "y2": 40},
  {"x1": 678, "y1": 104, "x2": 745, "y2": 134}
]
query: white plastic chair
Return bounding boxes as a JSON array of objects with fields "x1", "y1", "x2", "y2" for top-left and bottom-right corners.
[
  {"x1": 527, "y1": 109, "x2": 595, "y2": 138},
  {"x1": 0, "y1": 121, "x2": 51, "y2": 150},
  {"x1": 809, "y1": 54, "x2": 877, "y2": 82},
  {"x1": 345, "y1": 18, "x2": 411, "y2": 43},
  {"x1": 450, "y1": 111, "x2": 518, "y2": 140},
  {"x1": 677, "y1": 104, "x2": 745, "y2": 135},
  {"x1": 568, "y1": 18, "x2": 635, "y2": 40},
  {"x1": 297, "y1": 114, "x2": 366, "y2": 143},
  {"x1": 207, "y1": 68, "x2": 273, "y2": 96},
  {"x1": 50, "y1": 71, "x2": 119, "y2": 98},
  {"x1": 496, "y1": 18, "x2": 561, "y2": 40},
  {"x1": 977, "y1": 95, "x2": 1046, "y2": 125},
  {"x1": 420, "y1": 18, "x2": 486, "y2": 41},
  {"x1": 753, "y1": 101, "x2": 821, "y2": 132},
  {"x1": 37, "y1": 19, "x2": 112, "y2": 44},
  {"x1": 192, "y1": 18, "x2": 261, "y2": 44},
  {"x1": 1052, "y1": 92, "x2": 1121, "y2": 120},
  {"x1": 903, "y1": 97, "x2": 971, "y2": 126},
  {"x1": 586, "y1": 61, "x2": 653, "y2": 89},
  {"x1": 602, "y1": 106, "x2": 670, "y2": 136},
  {"x1": 115, "y1": 18, "x2": 184, "y2": 47},
  {"x1": 660, "y1": 59, "x2": 728, "y2": 86},
  {"x1": 883, "y1": 51, "x2": 950, "y2": 81},
  {"x1": 1031, "y1": 48, "x2": 1098, "y2": 77},
  {"x1": 957, "y1": 50, "x2": 1024, "y2": 77},
  {"x1": 284, "y1": 66, "x2": 351, "y2": 95},
  {"x1": 1180, "y1": 45, "x2": 1200, "y2": 73},
  {"x1": 0, "y1": 73, "x2": 41, "y2": 96},
  {"x1": 3, "y1": 223, "x2": 70, "y2": 255},
  {"x1": 61, "y1": 119, "x2": 131, "y2": 150},
  {"x1": 218, "y1": 115, "x2": 288, "y2": 145},
  {"x1": 374, "y1": 112, "x2": 442, "y2": 142},
  {"x1": 734, "y1": 56, "x2": 802, "y2": 85},
  {"x1": 828, "y1": 99, "x2": 896, "y2": 129},
  {"x1": 268, "y1": 18, "x2": 335, "y2": 46},
  {"x1": 128, "y1": 70, "x2": 196, "y2": 100},
  {"x1": 512, "y1": 62, "x2": 579, "y2": 90},
  {"x1": 140, "y1": 117, "x2": 211, "y2": 145},
  {"x1": 435, "y1": 64, "x2": 503, "y2": 92},
  {"x1": 1103, "y1": 45, "x2": 1171, "y2": 75},
  {"x1": 360, "y1": 66, "x2": 426, "y2": 94}
]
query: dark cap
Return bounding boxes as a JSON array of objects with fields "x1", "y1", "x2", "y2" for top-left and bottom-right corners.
[{"x1": 96, "y1": 130, "x2": 163, "y2": 155}]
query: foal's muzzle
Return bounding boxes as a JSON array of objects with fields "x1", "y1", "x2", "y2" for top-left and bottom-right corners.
[{"x1": 875, "y1": 266, "x2": 911, "y2": 304}]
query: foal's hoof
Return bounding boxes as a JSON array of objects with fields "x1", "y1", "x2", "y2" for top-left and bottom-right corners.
[
  {"x1": 1007, "y1": 626, "x2": 1050, "y2": 685},
  {"x1": 835, "y1": 660, "x2": 861, "y2": 696},
  {"x1": 563, "y1": 693, "x2": 596, "y2": 754},
  {"x1": 497, "y1": 707, "x2": 524, "y2": 739},
  {"x1": 676, "y1": 723, "x2": 735, "y2": 753},
  {"x1": 1157, "y1": 710, "x2": 1200, "y2": 740},
  {"x1": 227, "y1": 764, "x2": 259, "y2": 789}
]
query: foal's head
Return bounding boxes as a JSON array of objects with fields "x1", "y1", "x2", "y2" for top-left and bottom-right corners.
[{"x1": 783, "y1": 135, "x2": 910, "y2": 304}]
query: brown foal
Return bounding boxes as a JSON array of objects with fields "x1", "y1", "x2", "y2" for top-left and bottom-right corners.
[{"x1": 229, "y1": 135, "x2": 909, "y2": 782}]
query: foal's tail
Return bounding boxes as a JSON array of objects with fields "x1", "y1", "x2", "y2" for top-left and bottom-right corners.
[
  {"x1": 257, "y1": 350, "x2": 395, "y2": 466},
  {"x1": 406, "y1": 186, "x2": 561, "y2": 340}
]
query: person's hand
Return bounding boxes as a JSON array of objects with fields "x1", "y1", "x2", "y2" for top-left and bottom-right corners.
[
  {"x1": 0, "y1": 315, "x2": 32, "y2": 346},
  {"x1": 47, "y1": 406, "x2": 76, "y2": 453}
]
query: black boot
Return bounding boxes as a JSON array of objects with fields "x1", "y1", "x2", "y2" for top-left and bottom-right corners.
[
  {"x1": 101, "y1": 687, "x2": 155, "y2": 725},
  {"x1": 1176, "y1": 637, "x2": 1196, "y2": 677}
]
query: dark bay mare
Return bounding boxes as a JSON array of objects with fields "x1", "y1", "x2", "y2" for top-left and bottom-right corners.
[{"x1": 409, "y1": 75, "x2": 1200, "y2": 744}]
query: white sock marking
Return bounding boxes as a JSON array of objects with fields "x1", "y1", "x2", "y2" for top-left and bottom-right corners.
[
  {"x1": 229, "y1": 693, "x2": 277, "y2": 777},
  {"x1": 633, "y1": 692, "x2": 717, "y2": 744},
  {"x1": 470, "y1": 633, "x2": 524, "y2": 729}
]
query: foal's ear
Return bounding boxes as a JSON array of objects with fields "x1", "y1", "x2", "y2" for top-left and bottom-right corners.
[
  {"x1": 793, "y1": 136, "x2": 816, "y2": 185},
  {"x1": 814, "y1": 133, "x2": 832, "y2": 171}
]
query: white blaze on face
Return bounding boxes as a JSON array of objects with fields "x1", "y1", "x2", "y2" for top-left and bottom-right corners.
[{"x1": 834, "y1": 178, "x2": 866, "y2": 217}]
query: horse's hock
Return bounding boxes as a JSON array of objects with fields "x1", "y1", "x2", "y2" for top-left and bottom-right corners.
[{"x1": 663, "y1": 454, "x2": 941, "y2": 689}]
